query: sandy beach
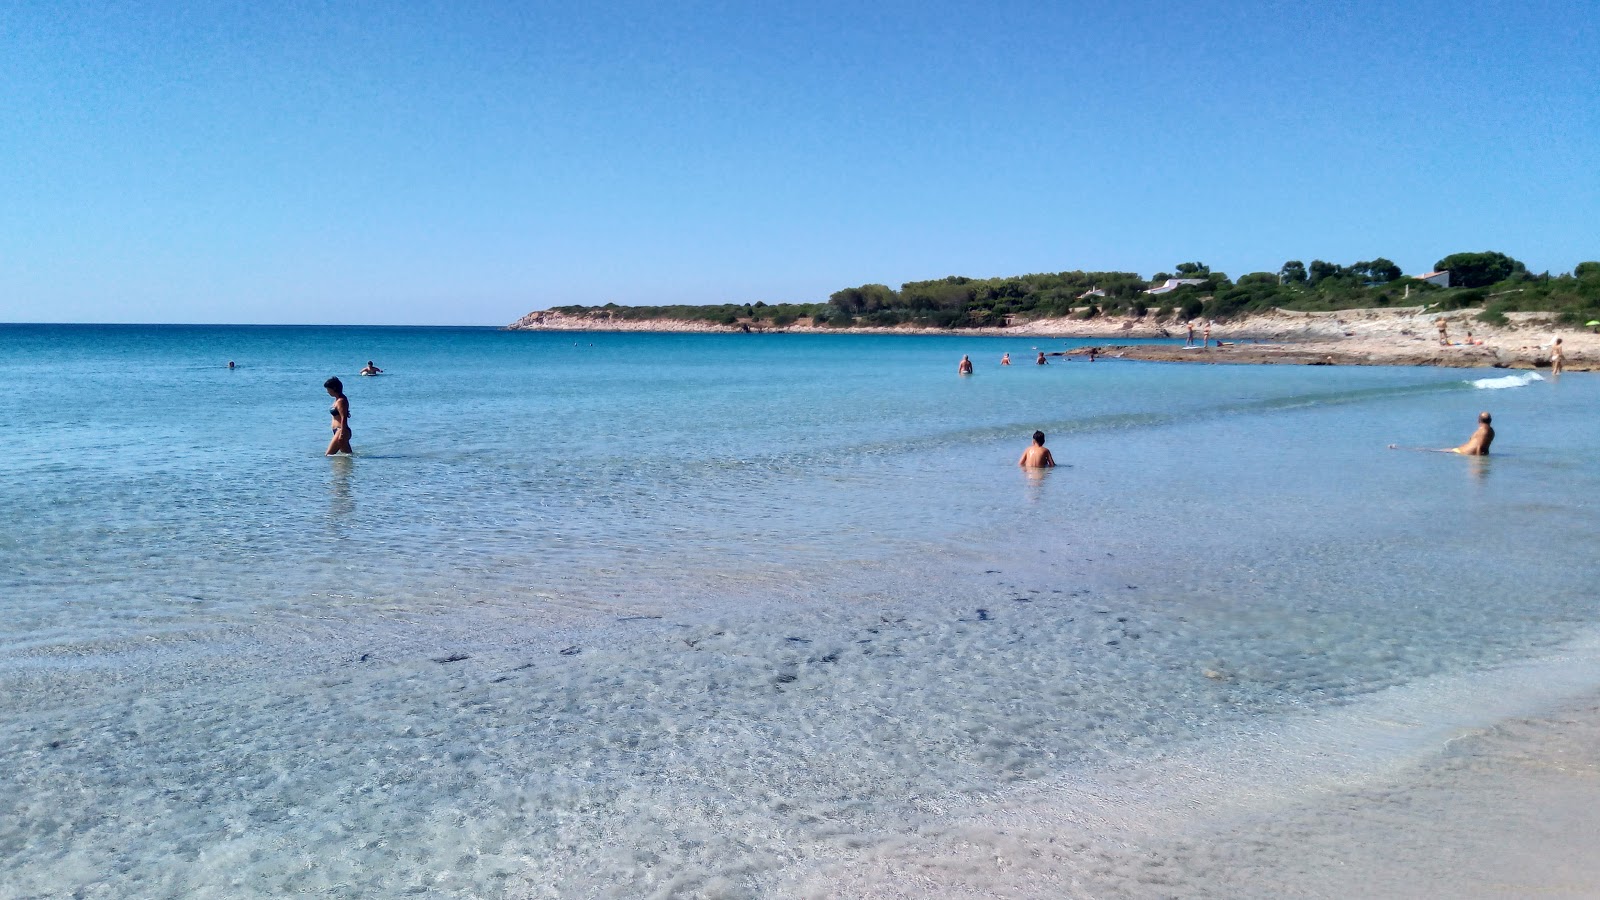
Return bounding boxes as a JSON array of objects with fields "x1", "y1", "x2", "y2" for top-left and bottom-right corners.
[{"x1": 509, "y1": 306, "x2": 1594, "y2": 371}]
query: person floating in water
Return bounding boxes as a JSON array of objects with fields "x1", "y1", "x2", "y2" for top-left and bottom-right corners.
[
  {"x1": 958, "y1": 355, "x2": 974, "y2": 375},
  {"x1": 360, "y1": 360, "x2": 383, "y2": 376},
  {"x1": 1035, "y1": 351, "x2": 1048, "y2": 365},
  {"x1": 1389, "y1": 411, "x2": 1493, "y2": 456},
  {"x1": 1000, "y1": 353, "x2": 1011, "y2": 366},
  {"x1": 1018, "y1": 430, "x2": 1056, "y2": 468},
  {"x1": 325, "y1": 377, "x2": 353, "y2": 456}
]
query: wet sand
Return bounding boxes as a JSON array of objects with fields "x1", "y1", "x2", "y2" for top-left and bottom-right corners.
[{"x1": 781, "y1": 638, "x2": 1600, "y2": 898}]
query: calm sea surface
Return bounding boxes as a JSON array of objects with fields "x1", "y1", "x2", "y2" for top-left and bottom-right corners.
[{"x1": 2, "y1": 324, "x2": 1598, "y2": 897}]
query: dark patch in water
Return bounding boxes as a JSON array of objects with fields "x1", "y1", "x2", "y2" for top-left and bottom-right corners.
[
  {"x1": 433, "y1": 653, "x2": 470, "y2": 664},
  {"x1": 559, "y1": 646, "x2": 581, "y2": 656},
  {"x1": 618, "y1": 615, "x2": 662, "y2": 622},
  {"x1": 817, "y1": 653, "x2": 839, "y2": 664},
  {"x1": 976, "y1": 609, "x2": 990, "y2": 621},
  {"x1": 774, "y1": 673, "x2": 798, "y2": 684},
  {"x1": 786, "y1": 637, "x2": 812, "y2": 644}
]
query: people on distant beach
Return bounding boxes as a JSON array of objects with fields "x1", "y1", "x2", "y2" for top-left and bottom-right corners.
[
  {"x1": 1035, "y1": 351, "x2": 1048, "y2": 365},
  {"x1": 1453, "y1": 411, "x2": 1495, "y2": 455},
  {"x1": 1087, "y1": 347, "x2": 1098, "y2": 362},
  {"x1": 1436, "y1": 318, "x2": 1449, "y2": 346},
  {"x1": 1018, "y1": 430, "x2": 1056, "y2": 468},
  {"x1": 1000, "y1": 353, "x2": 1011, "y2": 366},
  {"x1": 958, "y1": 355, "x2": 973, "y2": 375},
  {"x1": 324, "y1": 377, "x2": 353, "y2": 456},
  {"x1": 1551, "y1": 337, "x2": 1564, "y2": 374},
  {"x1": 360, "y1": 360, "x2": 383, "y2": 376},
  {"x1": 1203, "y1": 321, "x2": 1211, "y2": 349},
  {"x1": 1186, "y1": 322, "x2": 1195, "y2": 347}
]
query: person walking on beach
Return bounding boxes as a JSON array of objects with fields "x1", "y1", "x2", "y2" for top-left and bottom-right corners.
[
  {"x1": 324, "y1": 377, "x2": 353, "y2": 456},
  {"x1": 1035, "y1": 351, "x2": 1048, "y2": 365},
  {"x1": 1551, "y1": 337, "x2": 1564, "y2": 375},
  {"x1": 1436, "y1": 317, "x2": 1450, "y2": 346},
  {"x1": 958, "y1": 355, "x2": 974, "y2": 375},
  {"x1": 1018, "y1": 430, "x2": 1056, "y2": 468},
  {"x1": 1001, "y1": 353, "x2": 1011, "y2": 366}
]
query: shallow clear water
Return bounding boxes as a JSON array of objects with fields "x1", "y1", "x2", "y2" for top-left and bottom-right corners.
[{"x1": 2, "y1": 325, "x2": 1598, "y2": 897}]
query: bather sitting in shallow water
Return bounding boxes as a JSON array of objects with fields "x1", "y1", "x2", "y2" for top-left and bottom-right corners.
[
  {"x1": 1018, "y1": 430, "x2": 1056, "y2": 468},
  {"x1": 1388, "y1": 411, "x2": 1493, "y2": 456},
  {"x1": 1452, "y1": 411, "x2": 1495, "y2": 455}
]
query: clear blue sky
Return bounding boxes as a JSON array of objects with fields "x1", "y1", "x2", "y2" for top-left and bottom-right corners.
[{"x1": 3, "y1": 0, "x2": 1596, "y2": 324}]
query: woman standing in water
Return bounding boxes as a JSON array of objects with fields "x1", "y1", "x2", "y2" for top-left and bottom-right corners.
[{"x1": 324, "y1": 377, "x2": 352, "y2": 456}]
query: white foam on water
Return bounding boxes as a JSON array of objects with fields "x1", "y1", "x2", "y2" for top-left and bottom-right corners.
[{"x1": 1470, "y1": 371, "x2": 1544, "y2": 389}]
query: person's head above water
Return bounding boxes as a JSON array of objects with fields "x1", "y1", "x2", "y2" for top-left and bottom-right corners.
[
  {"x1": 1032, "y1": 430, "x2": 1046, "y2": 445},
  {"x1": 324, "y1": 376, "x2": 344, "y2": 395},
  {"x1": 1479, "y1": 411, "x2": 1492, "y2": 424}
]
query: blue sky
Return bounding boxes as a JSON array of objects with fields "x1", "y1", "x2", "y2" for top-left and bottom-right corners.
[{"x1": 2, "y1": 0, "x2": 1596, "y2": 324}]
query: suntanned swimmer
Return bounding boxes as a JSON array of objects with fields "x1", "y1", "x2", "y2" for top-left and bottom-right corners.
[
  {"x1": 360, "y1": 360, "x2": 383, "y2": 376},
  {"x1": 1018, "y1": 430, "x2": 1056, "y2": 468},
  {"x1": 1389, "y1": 411, "x2": 1494, "y2": 456},
  {"x1": 1035, "y1": 351, "x2": 1048, "y2": 365},
  {"x1": 1453, "y1": 411, "x2": 1495, "y2": 455},
  {"x1": 325, "y1": 377, "x2": 353, "y2": 456},
  {"x1": 958, "y1": 355, "x2": 974, "y2": 375},
  {"x1": 1001, "y1": 353, "x2": 1011, "y2": 366}
]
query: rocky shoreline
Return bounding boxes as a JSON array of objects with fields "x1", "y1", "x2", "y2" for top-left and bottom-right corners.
[{"x1": 508, "y1": 306, "x2": 1592, "y2": 371}]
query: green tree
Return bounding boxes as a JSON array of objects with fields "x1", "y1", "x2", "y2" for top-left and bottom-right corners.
[
  {"x1": 1175, "y1": 261, "x2": 1210, "y2": 277},
  {"x1": 1279, "y1": 260, "x2": 1308, "y2": 284},
  {"x1": 1308, "y1": 260, "x2": 1340, "y2": 285},
  {"x1": 1574, "y1": 261, "x2": 1600, "y2": 280},
  {"x1": 1432, "y1": 251, "x2": 1527, "y2": 288}
]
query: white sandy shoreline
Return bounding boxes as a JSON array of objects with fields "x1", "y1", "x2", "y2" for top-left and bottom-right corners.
[
  {"x1": 509, "y1": 306, "x2": 1595, "y2": 371},
  {"x1": 782, "y1": 631, "x2": 1600, "y2": 898}
]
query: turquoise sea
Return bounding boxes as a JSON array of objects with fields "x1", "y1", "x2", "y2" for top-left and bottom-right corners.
[{"x1": 3, "y1": 324, "x2": 1598, "y2": 897}]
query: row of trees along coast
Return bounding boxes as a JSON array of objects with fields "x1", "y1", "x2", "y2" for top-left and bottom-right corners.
[{"x1": 547, "y1": 252, "x2": 1600, "y2": 330}]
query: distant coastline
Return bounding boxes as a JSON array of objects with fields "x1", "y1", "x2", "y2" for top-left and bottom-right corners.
[{"x1": 507, "y1": 306, "x2": 1592, "y2": 371}]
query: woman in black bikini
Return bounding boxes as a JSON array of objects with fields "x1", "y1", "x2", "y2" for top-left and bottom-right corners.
[{"x1": 324, "y1": 377, "x2": 352, "y2": 456}]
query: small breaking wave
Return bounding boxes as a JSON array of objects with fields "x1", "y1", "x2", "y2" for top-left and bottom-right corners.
[{"x1": 1471, "y1": 372, "x2": 1543, "y2": 390}]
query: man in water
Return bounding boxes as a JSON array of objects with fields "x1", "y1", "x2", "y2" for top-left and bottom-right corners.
[
  {"x1": 1000, "y1": 353, "x2": 1011, "y2": 366},
  {"x1": 1018, "y1": 430, "x2": 1056, "y2": 468},
  {"x1": 1391, "y1": 411, "x2": 1494, "y2": 455},
  {"x1": 1453, "y1": 411, "x2": 1494, "y2": 455},
  {"x1": 1035, "y1": 351, "x2": 1048, "y2": 365},
  {"x1": 360, "y1": 360, "x2": 383, "y2": 376},
  {"x1": 958, "y1": 355, "x2": 973, "y2": 374}
]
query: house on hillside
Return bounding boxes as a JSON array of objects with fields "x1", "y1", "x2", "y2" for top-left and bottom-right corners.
[
  {"x1": 1144, "y1": 278, "x2": 1207, "y2": 295},
  {"x1": 1079, "y1": 288, "x2": 1108, "y2": 299},
  {"x1": 1418, "y1": 270, "x2": 1450, "y2": 287}
]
